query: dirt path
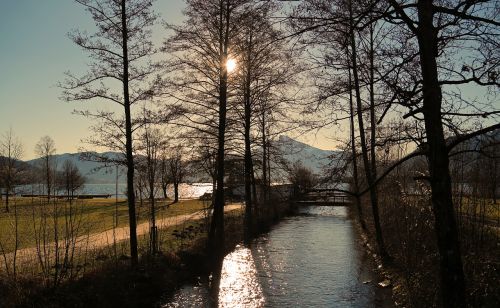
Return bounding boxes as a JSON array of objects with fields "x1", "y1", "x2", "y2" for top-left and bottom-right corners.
[
  {"x1": 85, "y1": 203, "x2": 242, "y2": 249},
  {"x1": 0, "y1": 203, "x2": 242, "y2": 268}
]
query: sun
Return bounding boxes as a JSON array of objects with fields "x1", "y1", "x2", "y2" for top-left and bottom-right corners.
[{"x1": 226, "y1": 58, "x2": 236, "y2": 73}]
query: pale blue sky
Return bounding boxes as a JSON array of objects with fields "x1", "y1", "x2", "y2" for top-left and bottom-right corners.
[{"x1": 0, "y1": 0, "x2": 186, "y2": 159}]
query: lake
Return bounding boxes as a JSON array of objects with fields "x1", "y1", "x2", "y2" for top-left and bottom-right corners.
[{"x1": 14, "y1": 183, "x2": 213, "y2": 199}]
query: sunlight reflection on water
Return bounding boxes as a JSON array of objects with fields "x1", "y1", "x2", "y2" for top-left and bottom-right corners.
[
  {"x1": 217, "y1": 246, "x2": 265, "y2": 308},
  {"x1": 163, "y1": 245, "x2": 265, "y2": 308}
]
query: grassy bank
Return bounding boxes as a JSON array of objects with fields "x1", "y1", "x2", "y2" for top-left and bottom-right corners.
[{"x1": 0, "y1": 197, "x2": 205, "y2": 252}]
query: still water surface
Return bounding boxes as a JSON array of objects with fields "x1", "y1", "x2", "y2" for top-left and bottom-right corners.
[
  {"x1": 16, "y1": 183, "x2": 212, "y2": 199},
  {"x1": 164, "y1": 206, "x2": 392, "y2": 307}
]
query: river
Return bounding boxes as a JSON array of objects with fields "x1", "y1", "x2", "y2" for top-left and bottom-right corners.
[{"x1": 163, "y1": 206, "x2": 393, "y2": 307}]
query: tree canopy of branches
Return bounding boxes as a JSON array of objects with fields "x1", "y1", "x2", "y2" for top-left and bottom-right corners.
[
  {"x1": 290, "y1": 0, "x2": 499, "y2": 306},
  {"x1": 232, "y1": 1, "x2": 302, "y2": 241},
  {"x1": 165, "y1": 0, "x2": 253, "y2": 258}
]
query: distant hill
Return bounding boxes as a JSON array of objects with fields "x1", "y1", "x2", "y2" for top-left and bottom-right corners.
[
  {"x1": 27, "y1": 152, "x2": 126, "y2": 184},
  {"x1": 21, "y1": 136, "x2": 341, "y2": 184},
  {"x1": 0, "y1": 156, "x2": 34, "y2": 185}
]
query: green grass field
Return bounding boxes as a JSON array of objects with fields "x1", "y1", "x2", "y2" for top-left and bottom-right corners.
[{"x1": 0, "y1": 197, "x2": 208, "y2": 253}]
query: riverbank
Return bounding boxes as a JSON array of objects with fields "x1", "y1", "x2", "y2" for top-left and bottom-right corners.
[
  {"x1": 347, "y1": 205, "x2": 405, "y2": 307},
  {"x1": 351, "y1": 192, "x2": 500, "y2": 307}
]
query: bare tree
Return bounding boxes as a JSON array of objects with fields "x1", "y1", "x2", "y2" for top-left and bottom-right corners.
[
  {"x1": 137, "y1": 126, "x2": 164, "y2": 253},
  {"x1": 290, "y1": 0, "x2": 389, "y2": 259},
  {"x1": 0, "y1": 129, "x2": 24, "y2": 278},
  {"x1": 290, "y1": 1, "x2": 500, "y2": 305},
  {"x1": 232, "y1": 1, "x2": 301, "y2": 241},
  {"x1": 347, "y1": 67, "x2": 366, "y2": 230},
  {"x1": 58, "y1": 159, "x2": 85, "y2": 200},
  {"x1": 159, "y1": 148, "x2": 170, "y2": 200},
  {"x1": 0, "y1": 129, "x2": 24, "y2": 212},
  {"x1": 167, "y1": 146, "x2": 187, "y2": 204},
  {"x1": 288, "y1": 162, "x2": 318, "y2": 196},
  {"x1": 347, "y1": 0, "x2": 388, "y2": 261},
  {"x1": 61, "y1": 0, "x2": 162, "y2": 267},
  {"x1": 35, "y1": 136, "x2": 56, "y2": 201}
]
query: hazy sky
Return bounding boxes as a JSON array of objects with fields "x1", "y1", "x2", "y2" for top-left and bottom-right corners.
[{"x1": 0, "y1": 0, "x2": 343, "y2": 160}]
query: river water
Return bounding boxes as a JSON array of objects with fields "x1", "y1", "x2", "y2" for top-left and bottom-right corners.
[{"x1": 163, "y1": 206, "x2": 393, "y2": 307}]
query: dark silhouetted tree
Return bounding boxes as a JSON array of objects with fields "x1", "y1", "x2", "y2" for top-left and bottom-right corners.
[
  {"x1": 61, "y1": 0, "x2": 162, "y2": 267},
  {"x1": 165, "y1": 0, "x2": 251, "y2": 257},
  {"x1": 58, "y1": 159, "x2": 85, "y2": 200}
]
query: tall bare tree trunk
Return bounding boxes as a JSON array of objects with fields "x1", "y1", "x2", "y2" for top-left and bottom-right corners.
[
  {"x1": 149, "y1": 179, "x2": 157, "y2": 253},
  {"x1": 261, "y1": 114, "x2": 268, "y2": 203},
  {"x1": 368, "y1": 22, "x2": 378, "y2": 200},
  {"x1": 416, "y1": 1, "x2": 465, "y2": 306},
  {"x1": 121, "y1": 0, "x2": 138, "y2": 268},
  {"x1": 162, "y1": 184, "x2": 168, "y2": 200},
  {"x1": 209, "y1": 0, "x2": 231, "y2": 258},
  {"x1": 267, "y1": 130, "x2": 274, "y2": 217},
  {"x1": 348, "y1": 61, "x2": 366, "y2": 230},
  {"x1": 5, "y1": 189, "x2": 9, "y2": 213},
  {"x1": 46, "y1": 155, "x2": 51, "y2": 201},
  {"x1": 243, "y1": 32, "x2": 254, "y2": 244},
  {"x1": 174, "y1": 181, "x2": 179, "y2": 203},
  {"x1": 348, "y1": 0, "x2": 388, "y2": 261},
  {"x1": 251, "y1": 167, "x2": 258, "y2": 217},
  {"x1": 244, "y1": 121, "x2": 253, "y2": 243}
]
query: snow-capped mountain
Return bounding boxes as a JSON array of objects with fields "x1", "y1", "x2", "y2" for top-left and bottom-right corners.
[{"x1": 275, "y1": 135, "x2": 342, "y2": 175}]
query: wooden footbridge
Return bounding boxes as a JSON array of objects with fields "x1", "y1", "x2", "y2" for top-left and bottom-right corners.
[{"x1": 296, "y1": 189, "x2": 352, "y2": 206}]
